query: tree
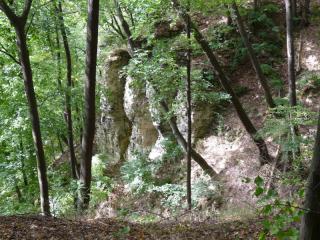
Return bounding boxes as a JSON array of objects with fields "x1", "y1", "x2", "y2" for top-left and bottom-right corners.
[
  {"x1": 78, "y1": 0, "x2": 100, "y2": 210},
  {"x1": 299, "y1": 111, "x2": 320, "y2": 239},
  {"x1": 285, "y1": 0, "x2": 300, "y2": 161},
  {"x1": 285, "y1": 0, "x2": 297, "y2": 107},
  {"x1": 55, "y1": 0, "x2": 79, "y2": 180},
  {"x1": 171, "y1": 0, "x2": 271, "y2": 164},
  {"x1": 302, "y1": 0, "x2": 311, "y2": 26},
  {"x1": 231, "y1": 1, "x2": 276, "y2": 109},
  {"x1": 186, "y1": 0, "x2": 192, "y2": 210},
  {"x1": 114, "y1": 0, "x2": 134, "y2": 55},
  {"x1": 0, "y1": 0, "x2": 50, "y2": 216}
]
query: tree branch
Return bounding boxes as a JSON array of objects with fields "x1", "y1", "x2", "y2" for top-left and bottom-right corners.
[
  {"x1": 0, "y1": 0, "x2": 18, "y2": 23},
  {"x1": 21, "y1": 0, "x2": 32, "y2": 24},
  {"x1": 0, "y1": 42, "x2": 20, "y2": 65}
]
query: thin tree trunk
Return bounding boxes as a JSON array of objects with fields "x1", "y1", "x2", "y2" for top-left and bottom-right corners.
[
  {"x1": 15, "y1": 184, "x2": 23, "y2": 202},
  {"x1": 55, "y1": 24, "x2": 63, "y2": 89},
  {"x1": 171, "y1": 0, "x2": 271, "y2": 164},
  {"x1": 285, "y1": 0, "x2": 301, "y2": 160},
  {"x1": 299, "y1": 111, "x2": 320, "y2": 239},
  {"x1": 110, "y1": 11, "x2": 126, "y2": 39},
  {"x1": 79, "y1": 0, "x2": 99, "y2": 210},
  {"x1": 160, "y1": 101, "x2": 218, "y2": 179},
  {"x1": 15, "y1": 25, "x2": 51, "y2": 216},
  {"x1": 56, "y1": 0, "x2": 79, "y2": 180},
  {"x1": 57, "y1": 134, "x2": 64, "y2": 154},
  {"x1": 292, "y1": 0, "x2": 297, "y2": 18},
  {"x1": 302, "y1": 0, "x2": 311, "y2": 26},
  {"x1": 225, "y1": 5, "x2": 232, "y2": 26},
  {"x1": 285, "y1": 0, "x2": 297, "y2": 107},
  {"x1": 114, "y1": 0, "x2": 134, "y2": 54},
  {"x1": 0, "y1": 0, "x2": 51, "y2": 215},
  {"x1": 231, "y1": 2, "x2": 276, "y2": 109},
  {"x1": 19, "y1": 137, "x2": 28, "y2": 186},
  {"x1": 186, "y1": 2, "x2": 192, "y2": 210}
]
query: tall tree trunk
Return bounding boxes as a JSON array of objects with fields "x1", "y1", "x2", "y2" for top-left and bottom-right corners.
[
  {"x1": 285, "y1": 0, "x2": 300, "y2": 161},
  {"x1": 55, "y1": 24, "x2": 63, "y2": 89},
  {"x1": 15, "y1": 24, "x2": 51, "y2": 216},
  {"x1": 186, "y1": 2, "x2": 192, "y2": 210},
  {"x1": 231, "y1": 2, "x2": 276, "y2": 109},
  {"x1": 0, "y1": 0, "x2": 51, "y2": 216},
  {"x1": 56, "y1": 0, "x2": 79, "y2": 180},
  {"x1": 79, "y1": 0, "x2": 99, "y2": 210},
  {"x1": 299, "y1": 111, "x2": 320, "y2": 239},
  {"x1": 285, "y1": 0, "x2": 297, "y2": 107},
  {"x1": 171, "y1": 0, "x2": 271, "y2": 164}
]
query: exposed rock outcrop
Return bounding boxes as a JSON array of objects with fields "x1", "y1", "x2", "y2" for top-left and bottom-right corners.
[
  {"x1": 97, "y1": 49, "x2": 132, "y2": 167},
  {"x1": 124, "y1": 77, "x2": 159, "y2": 158}
]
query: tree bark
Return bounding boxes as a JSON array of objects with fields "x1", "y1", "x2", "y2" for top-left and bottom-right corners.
[
  {"x1": 285, "y1": 0, "x2": 301, "y2": 161},
  {"x1": 186, "y1": 3, "x2": 192, "y2": 210},
  {"x1": 302, "y1": 0, "x2": 311, "y2": 26},
  {"x1": 16, "y1": 25, "x2": 51, "y2": 216},
  {"x1": 15, "y1": 184, "x2": 23, "y2": 202},
  {"x1": 285, "y1": 0, "x2": 297, "y2": 107},
  {"x1": 171, "y1": 0, "x2": 271, "y2": 164},
  {"x1": 56, "y1": 0, "x2": 79, "y2": 180},
  {"x1": 299, "y1": 111, "x2": 320, "y2": 239},
  {"x1": 0, "y1": 0, "x2": 50, "y2": 216},
  {"x1": 79, "y1": 0, "x2": 99, "y2": 210},
  {"x1": 19, "y1": 137, "x2": 28, "y2": 186},
  {"x1": 55, "y1": 19, "x2": 63, "y2": 89},
  {"x1": 231, "y1": 2, "x2": 276, "y2": 109}
]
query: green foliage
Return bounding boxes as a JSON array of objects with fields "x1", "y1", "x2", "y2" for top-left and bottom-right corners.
[
  {"x1": 260, "y1": 63, "x2": 283, "y2": 90},
  {"x1": 160, "y1": 137, "x2": 184, "y2": 165},
  {"x1": 247, "y1": 3, "x2": 280, "y2": 33},
  {"x1": 253, "y1": 175, "x2": 304, "y2": 240},
  {"x1": 120, "y1": 136, "x2": 220, "y2": 212},
  {"x1": 121, "y1": 138, "x2": 183, "y2": 195},
  {"x1": 121, "y1": 151, "x2": 154, "y2": 194},
  {"x1": 208, "y1": 24, "x2": 239, "y2": 52},
  {"x1": 192, "y1": 175, "x2": 220, "y2": 206},
  {"x1": 298, "y1": 71, "x2": 320, "y2": 89},
  {"x1": 151, "y1": 184, "x2": 186, "y2": 209},
  {"x1": 259, "y1": 105, "x2": 316, "y2": 154},
  {"x1": 113, "y1": 225, "x2": 131, "y2": 239}
]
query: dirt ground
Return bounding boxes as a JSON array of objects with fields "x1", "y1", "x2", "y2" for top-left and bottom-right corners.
[{"x1": 0, "y1": 215, "x2": 269, "y2": 240}]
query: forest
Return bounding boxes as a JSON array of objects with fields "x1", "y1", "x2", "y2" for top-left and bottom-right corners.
[{"x1": 0, "y1": 0, "x2": 320, "y2": 239}]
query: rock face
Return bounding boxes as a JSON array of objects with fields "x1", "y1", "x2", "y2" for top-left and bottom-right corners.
[
  {"x1": 97, "y1": 49, "x2": 158, "y2": 164},
  {"x1": 176, "y1": 95, "x2": 216, "y2": 143},
  {"x1": 97, "y1": 49, "x2": 132, "y2": 166},
  {"x1": 124, "y1": 77, "x2": 159, "y2": 158},
  {"x1": 97, "y1": 49, "x2": 216, "y2": 165}
]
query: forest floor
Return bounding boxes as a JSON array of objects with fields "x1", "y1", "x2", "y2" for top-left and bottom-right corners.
[{"x1": 0, "y1": 215, "x2": 269, "y2": 240}]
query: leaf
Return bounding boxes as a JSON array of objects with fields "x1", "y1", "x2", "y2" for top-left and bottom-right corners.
[
  {"x1": 255, "y1": 187, "x2": 264, "y2": 197},
  {"x1": 254, "y1": 176, "x2": 264, "y2": 187}
]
